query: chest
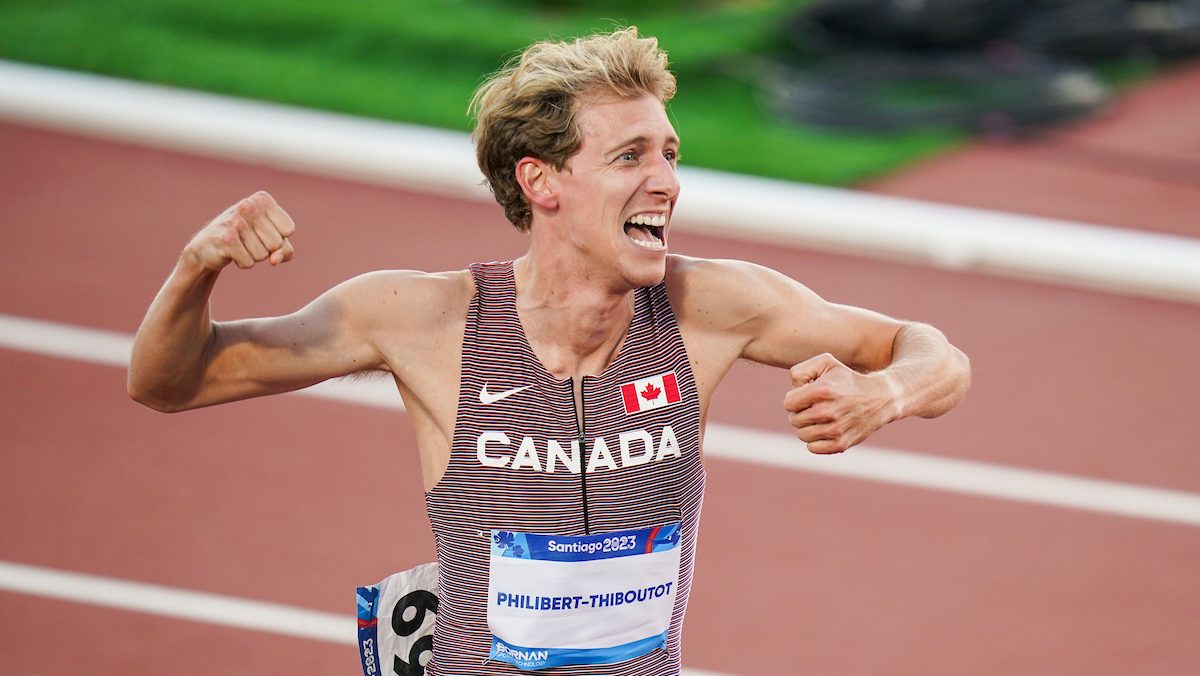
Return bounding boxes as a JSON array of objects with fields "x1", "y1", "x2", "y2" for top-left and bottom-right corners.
[{"x1": 446, "y1": 353, "x2": 703, "y2": 535}]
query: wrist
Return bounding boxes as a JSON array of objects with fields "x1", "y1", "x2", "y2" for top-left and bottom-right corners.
[
  {"x1": 169, "y1": 247, "x2": 223, "y2": 299},
  {"x1": 874, "y1": 371, "x2": 906, "y2": 423},
  {"x1": 177, "y1": 244, "x2": 224, "y2": 278}
]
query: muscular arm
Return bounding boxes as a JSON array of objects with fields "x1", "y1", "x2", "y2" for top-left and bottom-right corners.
[
  {"x1": 130, "y1": 267, "x2": 389, "y2": 412},
  {"x1": 128, "y1": 253, "x2": 224, "y2": 411},
  {"x1": 671, "y1": 256, "x2": 970, "y2": 453},
  {"x1": 129, "y1": 192, "x2": 390, "y2": 411}
]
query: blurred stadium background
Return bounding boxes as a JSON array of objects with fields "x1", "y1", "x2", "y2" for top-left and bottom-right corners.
[{"x1": 4, "y1": 0, "x2": 1197, "y2": 184}]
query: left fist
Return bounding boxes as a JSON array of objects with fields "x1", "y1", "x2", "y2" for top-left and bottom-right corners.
[{"x1": 783, "y1": 353, "x2": 894, "y2": 454}]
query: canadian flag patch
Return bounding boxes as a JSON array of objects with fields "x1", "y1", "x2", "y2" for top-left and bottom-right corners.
[{"x1": 620, "y1": 371, "x2": 682, "y2": 415}]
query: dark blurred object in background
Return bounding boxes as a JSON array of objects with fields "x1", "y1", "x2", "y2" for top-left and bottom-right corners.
[
  {"x1": 799, "y1": 0, "x2": 1038, "y2": 49},
  {"x1": 768, "y1": 49, "x2": 1108, "y2": 136},
  {"x1": 1014, "y1": 0, "x2": 1200, "y2": 60},
  {"x1": 768, "y1": 0, "x2": 1200, "y2": 134}
]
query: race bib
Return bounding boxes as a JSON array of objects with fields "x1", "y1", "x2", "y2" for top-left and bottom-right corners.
[
  {"x1": 487, "y1": 523, "x2": 681, "y2": 671},
  {"x1": 357, "y1": 562, "x2": 439, "y2": 676}
]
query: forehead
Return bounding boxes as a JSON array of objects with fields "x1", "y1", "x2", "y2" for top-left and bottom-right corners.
[{"x1": 574, "y1": 93, "x2": 678, "y2": 149}]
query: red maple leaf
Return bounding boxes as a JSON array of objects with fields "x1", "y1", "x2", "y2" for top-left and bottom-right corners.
[{"x1": 640, "y1": 382, "x2": 662, "y2": 401}]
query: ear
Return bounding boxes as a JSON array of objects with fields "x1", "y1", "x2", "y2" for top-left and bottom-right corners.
[{"x1": 515, "y1": 157, "x2": 558, "y2": 211}]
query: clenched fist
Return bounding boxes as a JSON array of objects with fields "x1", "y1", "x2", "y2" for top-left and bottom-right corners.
[
  {"x1": 783, "y1": 352, "x2": 897, "y2": 454},
  {"x1": 184, "y1": 191, "x2": 296, "y2": 272}
]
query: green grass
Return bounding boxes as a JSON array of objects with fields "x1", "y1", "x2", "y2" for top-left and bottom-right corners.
[{"x1": 0, "y1": 0, "x2": 968, "y2": 185}]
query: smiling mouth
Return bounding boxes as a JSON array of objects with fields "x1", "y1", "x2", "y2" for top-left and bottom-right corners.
[{"x1": 623, "y1": 213, "x2": 666, "y2": 250}]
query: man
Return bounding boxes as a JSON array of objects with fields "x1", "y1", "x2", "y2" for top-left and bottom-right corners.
[{"x1": 129, "y1": 27, "x2": 968, "y2": 675}]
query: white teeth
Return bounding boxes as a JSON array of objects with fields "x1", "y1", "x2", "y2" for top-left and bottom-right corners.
[
  {"x1": 624, "y1": 214, "x2": 668, "y2": 250},
  {"x1": 630, "y1": 234, "x2": 665, "y2": 249},
  {"x1": 627, "y1": 214, "x2": 666, "y2": 227}
]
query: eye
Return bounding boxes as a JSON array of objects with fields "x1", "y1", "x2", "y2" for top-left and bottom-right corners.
[
  {"x1": 664, "y1": 149, "x2": 678, "y2": 163},
  {"x1": 618, "y1": 150, "x2": 637, "y2": 162}
]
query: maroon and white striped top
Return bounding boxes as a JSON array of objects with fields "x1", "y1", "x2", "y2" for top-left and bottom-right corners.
[{"x1": 424, "y1": 260, "x2": 706, "y2": 674}]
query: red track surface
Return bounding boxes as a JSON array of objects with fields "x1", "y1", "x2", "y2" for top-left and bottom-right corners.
[
  {"x1": 2, "y1": 112, "x2": 1199, "y2": 675},
  {"x1": 866, "y1": 61, "x2": 1200, "y2": 237}
]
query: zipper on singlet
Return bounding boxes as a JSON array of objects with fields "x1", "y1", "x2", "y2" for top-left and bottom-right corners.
[{"x1": 572, "y1": 376, "x2": 591, "y2": 535}]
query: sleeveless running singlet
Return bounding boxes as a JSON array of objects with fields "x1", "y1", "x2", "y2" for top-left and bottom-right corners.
[{"x1": 424, "y1": 261, "x2": 706, "y2": 674}]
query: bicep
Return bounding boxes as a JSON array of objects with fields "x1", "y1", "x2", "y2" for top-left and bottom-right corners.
[
  {"x1": 196, "y1": 280, "x2": 385, "y2": 406},
  {"x1": 738, "y1": 267, "x2": 903, "y2": 372}
]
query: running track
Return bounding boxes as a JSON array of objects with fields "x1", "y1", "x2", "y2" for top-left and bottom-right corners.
[{"x1": 2, "y1": 91, "x2": 1200, "y2": 674}]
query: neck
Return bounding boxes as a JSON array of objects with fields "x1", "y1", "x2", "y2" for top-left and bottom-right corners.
[{"x1": 513, "y1": 249, "x2": 635, "y2": 379}]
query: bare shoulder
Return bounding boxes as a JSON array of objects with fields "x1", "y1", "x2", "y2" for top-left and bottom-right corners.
[
  {"x1": 663, "y1": 255, "x2": 798, "y2": 401},
  {"x1": 333, "y1": 268, "x2": 474, "y2": 331},
  {"x1": 305, "y1": 267, "x2": 473, "y2": 378},
  {"x1": 336, "y1": 267, "x2": 473, "y2": 302},
  {"x1": 665, "y1": 254, "x2": 900, "y2": 372},
  {"x1": 666, "y1": 253, "x2": 796, "y2": 293},
  {"x1": 665, "y1": 254, "x2": 811, "y2": 334}
]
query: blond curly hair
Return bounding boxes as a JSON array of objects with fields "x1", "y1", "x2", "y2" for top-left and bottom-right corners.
[{"x1": 470, "y1": 27, "x2": 677, "y2": 231}]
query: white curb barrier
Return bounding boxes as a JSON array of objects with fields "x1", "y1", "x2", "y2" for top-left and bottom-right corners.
[{"x1": 2, "y1": 60, "x2": 1198, "y2": 304}]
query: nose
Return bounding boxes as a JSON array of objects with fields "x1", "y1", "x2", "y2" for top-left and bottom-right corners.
[{"x1": 644, "y1": 153, "x2": 680, "y2": 201}]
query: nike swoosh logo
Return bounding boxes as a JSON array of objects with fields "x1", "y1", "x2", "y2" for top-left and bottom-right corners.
[{"x1": 479, "y1": 383, "x2": 532, "y2": 405}]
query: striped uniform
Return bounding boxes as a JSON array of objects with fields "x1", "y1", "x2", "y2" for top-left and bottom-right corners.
[{"x1": 425, "y1": 261, "x2": 706, "y2": 674}]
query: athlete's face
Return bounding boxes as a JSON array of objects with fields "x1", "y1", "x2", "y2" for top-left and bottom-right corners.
[{"x1": 551, "y1": 93, "x2": 680, "y2": 289}]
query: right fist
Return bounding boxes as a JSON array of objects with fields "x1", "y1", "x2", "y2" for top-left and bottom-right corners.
[{"x1": 185, "y1": 191, "x2": 296, "y2": 271}]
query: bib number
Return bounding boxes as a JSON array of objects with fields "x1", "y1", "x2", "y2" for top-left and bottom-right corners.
[{"x1": 357, "y1": 562, "x2": 439, "y2": 676}]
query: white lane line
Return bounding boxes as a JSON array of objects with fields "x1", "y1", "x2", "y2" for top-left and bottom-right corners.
[
  {"x1": 704, "y1": 426, "x2": 1200, "y2": 528},
  {"x1": 2, "y1": 60, "x2": 1199, "y2": 304},
  {"x1": 0, "y1": 560, "x2": 351, "y2": 643},
  {"x1": 0, "y1": 561, "x2": 730, "y2": 676},
  {"x1": 0, "y1": 313, "x2": 133, "y2": 367},
  {"x1": 4, "y1": 312, "x2": 1200, "y2": 528}
]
